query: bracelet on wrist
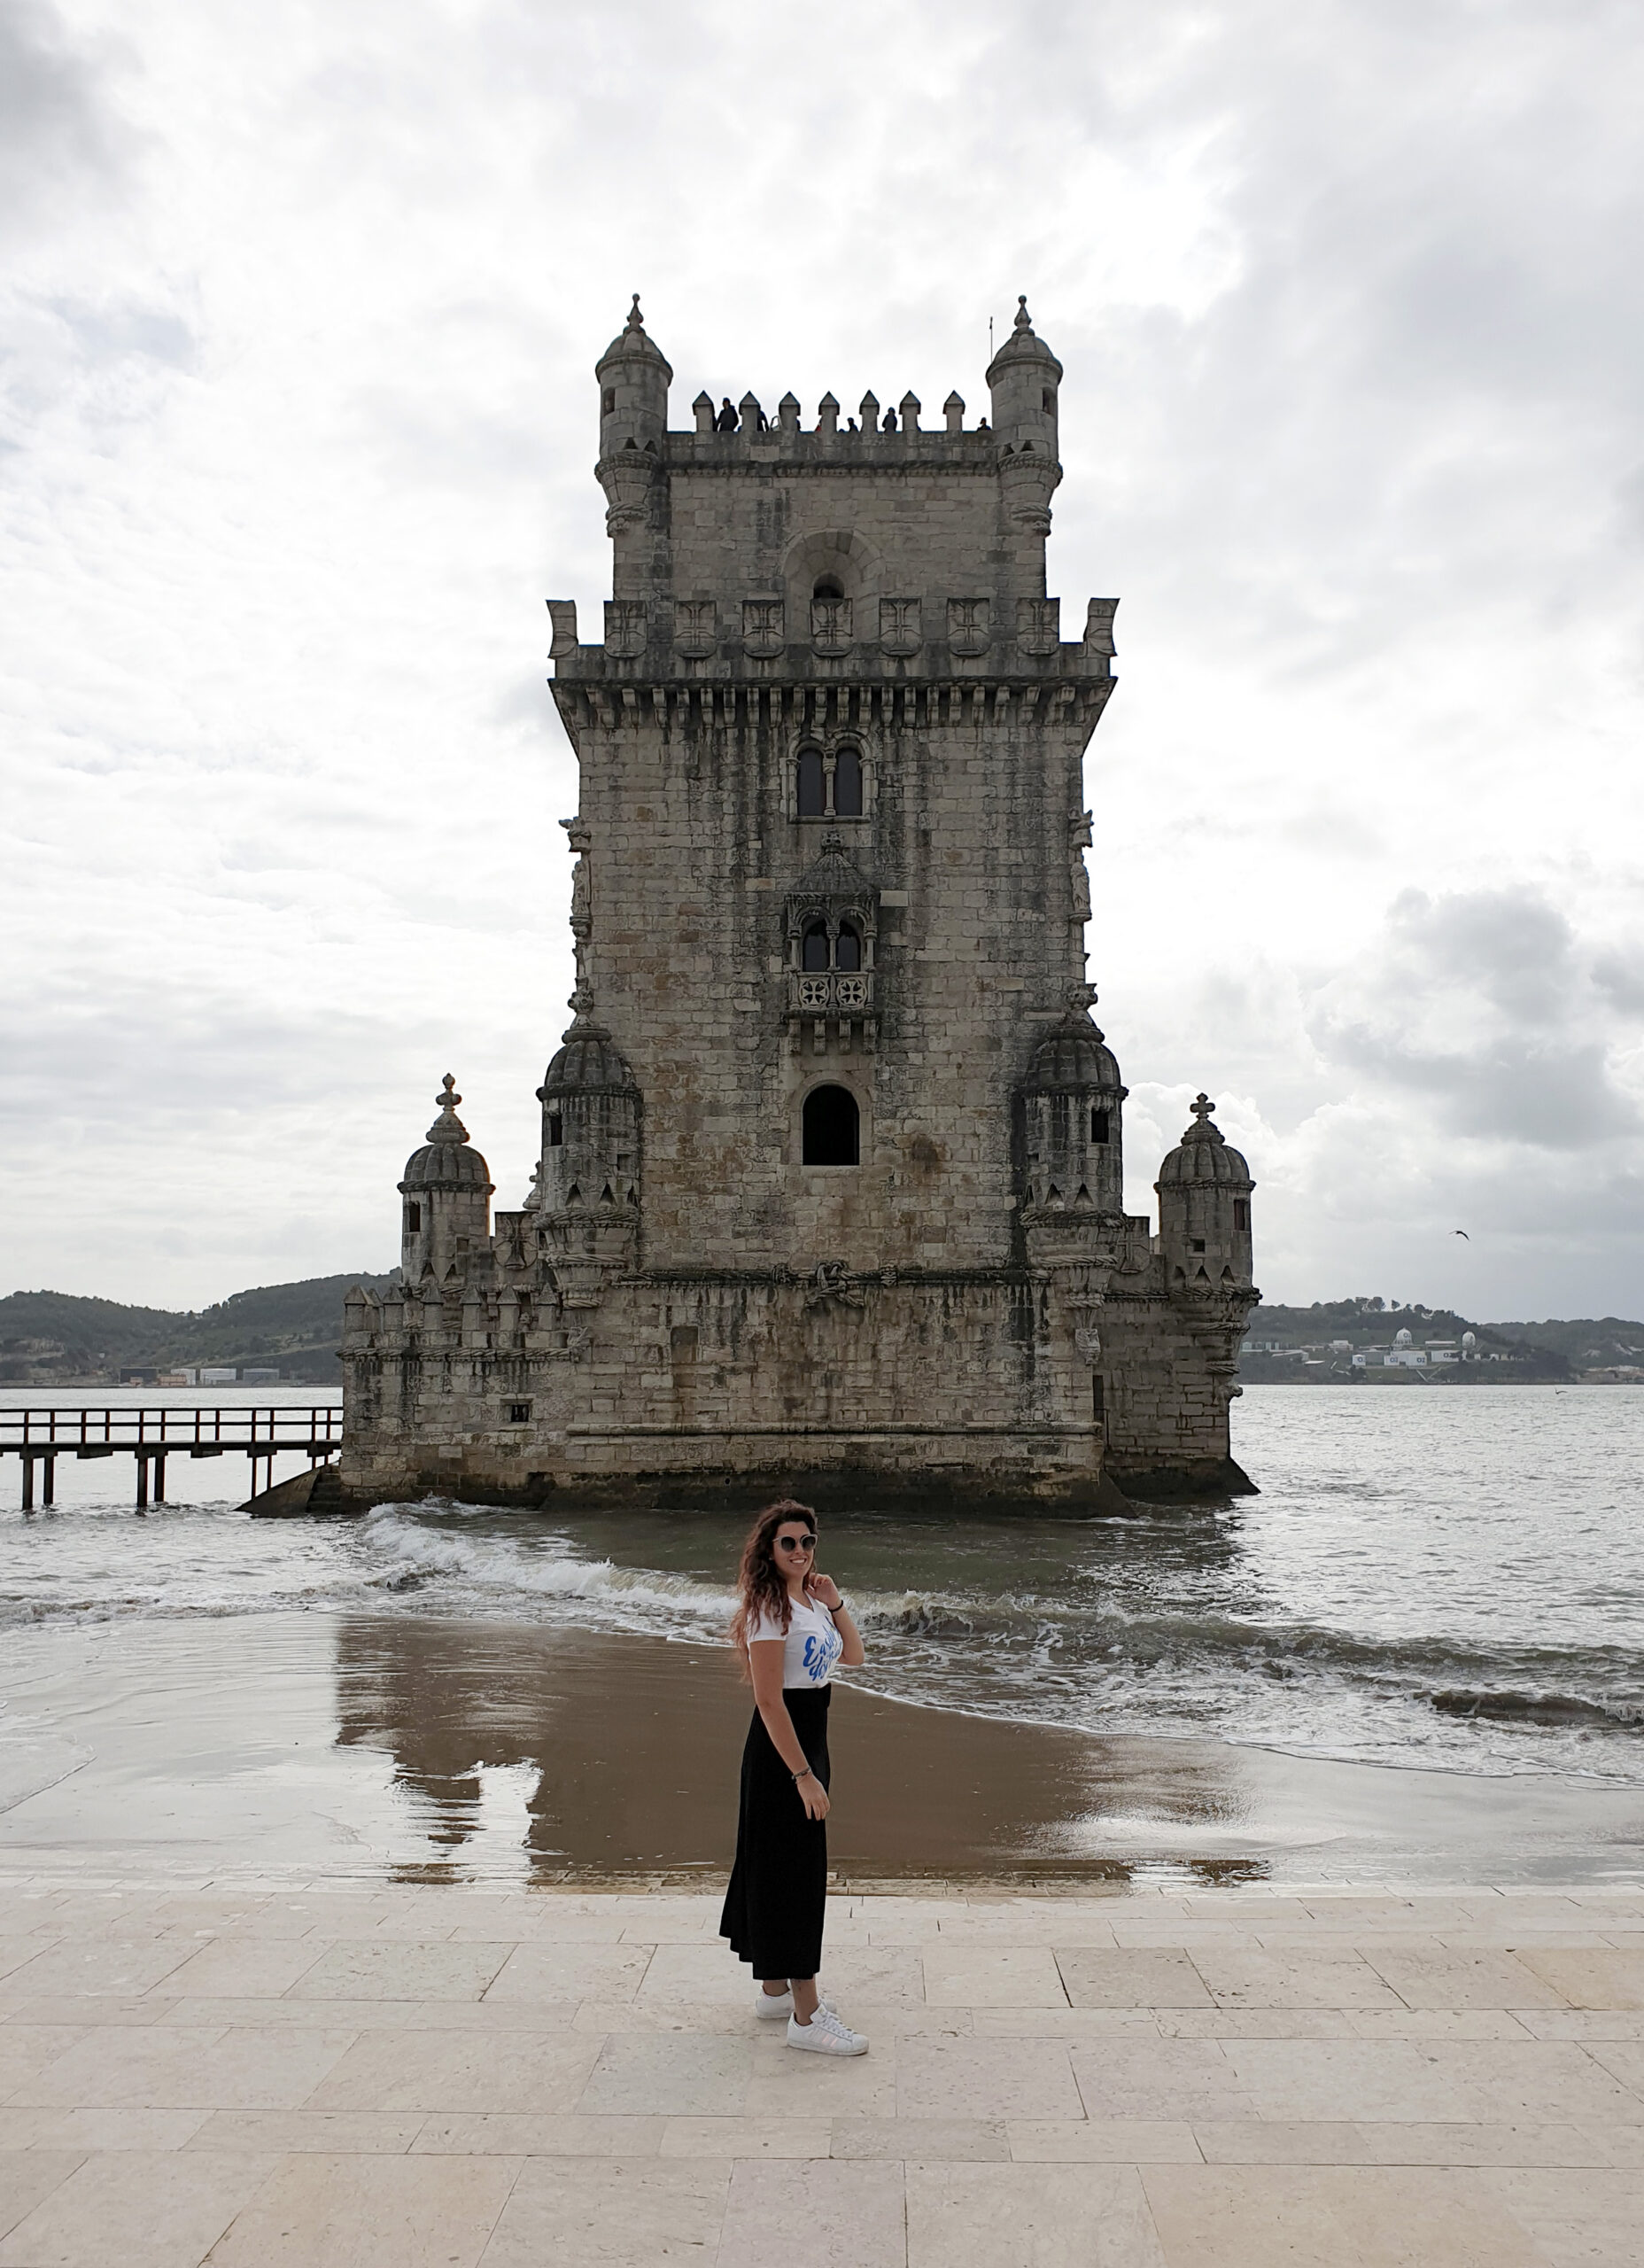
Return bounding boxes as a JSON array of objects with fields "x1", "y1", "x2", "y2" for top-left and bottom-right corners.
[{"x1": 792, "y1": 1767, "x2": 812, "y2": 1780}]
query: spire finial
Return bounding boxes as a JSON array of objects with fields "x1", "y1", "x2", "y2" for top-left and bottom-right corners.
[
  {"x1": 1013, "y1": 294, "x2": 1033, "y2": 332},
  {"x1": 625, "y1": 292, "x2": 644, "y2": 333},
  {"x1": 424, "y1": 1075, "x2": 469, "y2": 1146},
  {"x1": 1190, "y1": 1092, "x2": 1215, "y2": 1123}
]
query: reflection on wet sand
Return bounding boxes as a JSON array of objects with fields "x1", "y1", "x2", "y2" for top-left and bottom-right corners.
[
  {"x1": 337, "y1": 1614, "x2": 1277, "y2": 1882},
  {"x1": 332, "y1": 1618, "x2": 1644, "y2": 1886}
]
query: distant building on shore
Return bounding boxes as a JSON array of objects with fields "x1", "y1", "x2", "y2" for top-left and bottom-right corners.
[{"x1": 340, "y1": 302, "x2": 1259, "y2": 1510}]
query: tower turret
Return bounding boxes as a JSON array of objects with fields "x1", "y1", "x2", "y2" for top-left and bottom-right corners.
[
  {"x1": 1156, "y1": 1096, "x2": 1255, "y2": 1293},
  {"x1": 594, "y1": 295, "x2": 672, "y2": 594},
  {"x1": 1018, "y1": 995, "x2": 1128, "y2": 1217},
  {"x1": 398, "y1": 1076, "x2": 494, "y2": 1284},
  {"x1": 532, "y1": 997, "x2": 641, "y2": 1307},
  {"x1": 987, "y1": 295, "x2": 1063, "y2": 594}
]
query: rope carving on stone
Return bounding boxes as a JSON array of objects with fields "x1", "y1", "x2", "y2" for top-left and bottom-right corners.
[{"x1": 804, "y1": 1258, "x2": 865, "y2": 1310}]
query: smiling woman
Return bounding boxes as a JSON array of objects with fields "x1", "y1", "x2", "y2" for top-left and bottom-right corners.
[{"x1": 721, "y1": 1500, "x2": 868, "y2": 2053}]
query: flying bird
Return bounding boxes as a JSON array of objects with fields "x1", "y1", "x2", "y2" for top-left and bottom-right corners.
[{"x1": 1452, "y1": 1229, "x2": 1470, "y2": 1239}]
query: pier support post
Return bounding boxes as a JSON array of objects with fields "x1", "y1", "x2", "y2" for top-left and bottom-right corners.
[
  {"x1": 43, "y1": 1456, "x2": 55, "y2": 1507},
  {"x1": 136, "y1": 1456, "x2": 150, "y2": 1511},
  {"x1": 21, "y1": 1456, "x2": 34, "y2": 1513},
  {"x1": 153, "y1": 1453, "x2": 166, "y2": 1504}
]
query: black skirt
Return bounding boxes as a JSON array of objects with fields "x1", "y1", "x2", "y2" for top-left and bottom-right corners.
[{"x1": 719, "y1": 1684, "x2": 832, "y2": 1981}]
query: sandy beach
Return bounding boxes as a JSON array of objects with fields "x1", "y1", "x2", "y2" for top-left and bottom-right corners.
[{"x1": 3, "y1": 1613, "x2": 1641, "y2": 1888}]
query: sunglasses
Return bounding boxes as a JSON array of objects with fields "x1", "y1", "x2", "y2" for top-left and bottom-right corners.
[{"x1": 776, "y1": 1534, "x2": 817, "y2": 1552}]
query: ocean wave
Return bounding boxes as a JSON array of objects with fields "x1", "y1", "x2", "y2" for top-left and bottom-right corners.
[{"x1": 1428, "y1": 1688, "x2": 1644, "y2": 1729}]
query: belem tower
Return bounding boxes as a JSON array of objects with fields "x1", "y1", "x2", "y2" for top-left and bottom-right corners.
[{"x1": 339, "y1": 298, "x2": 1260, "y2": 1511}]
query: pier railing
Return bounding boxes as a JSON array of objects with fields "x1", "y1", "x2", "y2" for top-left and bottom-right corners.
[{"x1": 2, "y1": 1405, "x2": 342, "y2": 1510}]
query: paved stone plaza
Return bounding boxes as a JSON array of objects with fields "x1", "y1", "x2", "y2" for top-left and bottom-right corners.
[{"x1": 3, "y1": 1876, "x2": 1643, "y2": 2264}]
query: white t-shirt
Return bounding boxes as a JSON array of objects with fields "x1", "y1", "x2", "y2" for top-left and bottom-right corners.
[{"x1": 747, "y1": 1594, "x2": 844, "y2": 1689}]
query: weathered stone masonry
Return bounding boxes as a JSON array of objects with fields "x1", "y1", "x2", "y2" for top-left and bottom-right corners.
[{"x1": 340, "y1": 298, "x2": 1260, "y2": 1508}]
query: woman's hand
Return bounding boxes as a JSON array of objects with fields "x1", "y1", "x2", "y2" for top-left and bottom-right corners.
[
  {"x1": 806, "y1": 1572, "x2": 842, "y2": 1611},
  {"x1": 796, "y1": 1769, "x2": 831, "y2": 1821}
]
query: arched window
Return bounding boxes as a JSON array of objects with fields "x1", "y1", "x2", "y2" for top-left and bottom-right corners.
[
  {"x1": 813, "y1": 575, "x2": 844, "y2": 601},
  {"x1": 547, "y1": 1110, "x2": 563, "y2": 1148},
  {"x1": 803, "y1": 1084, "x2": 860, "y2": 1166},
  {"x1": 1089, "y1": 1107, "x2": 1109, "y2": 1146},
  {"x1": 801, "y1": 921, "x2": 830, "y2": 973},
  {"x1": 834, "y1": 923, "x2": 862, "y2": 974},
  {"x1": 796, "y1": 746, "x2": 826, "y2": 817},
  {"x1": 833, "y1": 745, "x2": 863, "y2": 817}
]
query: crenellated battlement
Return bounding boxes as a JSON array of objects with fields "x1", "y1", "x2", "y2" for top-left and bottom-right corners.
[{"x1": 547, "y1": 594, "x2": 1118, "y2": 687}]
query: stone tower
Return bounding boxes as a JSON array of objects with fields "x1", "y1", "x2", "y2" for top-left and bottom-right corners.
[{"x1": 339, "y1": 299, "x2": 1260, "y2": 1508}]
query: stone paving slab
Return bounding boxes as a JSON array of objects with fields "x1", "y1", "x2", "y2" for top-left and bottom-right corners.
[{"x1": 3, "y1": 1880, "x2": 1644, "y2": 2262}]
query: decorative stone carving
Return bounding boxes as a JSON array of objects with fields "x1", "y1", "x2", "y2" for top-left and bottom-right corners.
[
  {"x1": 1017, "y1": 596, "x2": 1060, "y2": 656},
  {"x1": 1084, "y1": 597, "x2": 1119, "y2": 658},
  {"x1": 805, "y1": 1258, "x2": 865, "y2": 1310},
  {"x1": 673, "y1": 600, "x2": 717, "y2": 656},
  {"x1": 947, "y1": 597, "x2": 990, "y2": 657},
  {"x1": 741, "y1": 598, "x2": 784, "y2": 657},
  {"x1": 878, "y1": 597, "x2": 921, "y2": 657},
  {"x1": 810, "y1": 597, "x2": 852, "y2": 656},
  {"x1": 604, "y1": 601, "x2": 647, "y2": 658}
]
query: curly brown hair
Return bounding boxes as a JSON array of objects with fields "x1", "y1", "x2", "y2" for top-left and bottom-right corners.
[{"x1": 729, "y1": 1498, "x2": 818, "y2": 1674}]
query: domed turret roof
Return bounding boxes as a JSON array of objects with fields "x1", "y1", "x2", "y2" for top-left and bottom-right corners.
[
  {"x1": 595, "y1": 293, "x2": 672, "y2": 380},
  {"x1": 985, "y1": 295, "x2": 1063, "y2": 384},
  {"x1": 1156, "y1": 1095, "x2": 1253, "y2": 1190},
  {"x1": 399, "y1": 1076, "x2": 494, "y2": 1194},
  {"x1": 539, "y1": 1001, "x2": 637, "y2": 1098},
  {"x1": 1021, "y1": 996, "x2": 1124, "y2": 1093}
]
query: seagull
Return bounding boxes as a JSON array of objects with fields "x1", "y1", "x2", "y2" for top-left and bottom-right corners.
[{"x1": 1452, "y1": 1229, "x2": 1470, "y2": 1239}]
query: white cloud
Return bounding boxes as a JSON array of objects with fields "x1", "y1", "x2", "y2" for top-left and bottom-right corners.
[{"x1": 3, "y1": 0, "x2": 1643, "y2": 1310}]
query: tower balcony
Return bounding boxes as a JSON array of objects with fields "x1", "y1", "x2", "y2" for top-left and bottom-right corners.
[{"x1": 789, "y1": 968, "x2": 874, "y2": 1018}]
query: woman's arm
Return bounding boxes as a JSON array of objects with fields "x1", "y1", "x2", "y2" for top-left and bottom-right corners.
[
  {"x1": 748, "y1": 1640, "x2": 830, "y2": 1819},
  {"x1": 807, "y1": 1573, "x2": 865, "y2": 1667}
]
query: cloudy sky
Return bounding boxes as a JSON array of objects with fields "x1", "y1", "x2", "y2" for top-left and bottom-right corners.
[{"x1": 4, "y1": 0, "x2": 1642, "y2": 1319}]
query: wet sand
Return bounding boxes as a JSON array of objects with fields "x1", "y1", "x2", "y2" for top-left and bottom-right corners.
[{"x1": 2, "y1": 1612, "x2": 1641, "y2": 1886}]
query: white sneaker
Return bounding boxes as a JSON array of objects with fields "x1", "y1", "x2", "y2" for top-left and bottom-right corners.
[
  {"x1": 786, "y1": 2008, "x2": 867, "y2": 2055},
  {"x1": 756, "y1": 1987, "x2": 834, "y2": 2021}
]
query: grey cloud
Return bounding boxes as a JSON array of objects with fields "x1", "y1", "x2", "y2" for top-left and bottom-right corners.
[
  {"x1": 43, "y1": 294, "x2": 194, "y2": 369},
  {"x1": 1384, "y1": 886, "x2": 1579, "y2": 1027},
  {"x1": 1593, "y1": 951, "x2": 1644, "y2": 1014},
  {"x1": 1323, "y1": 1027, "x2": 1635, "y2": 1146},
  {"x1": 0, "y1": 0, "x2": 130, "y2": 237},
  {"x1": 1310, "y1": 882, "x2": 1640, "y2": 1146}
]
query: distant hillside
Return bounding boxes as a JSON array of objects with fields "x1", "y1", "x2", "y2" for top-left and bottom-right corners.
[
  {"x1": 1488, "y1": 1317, "x2": 1644, "y2": 1366},
  {"x1": 0, "y1": 1273, "x2": 396, "y2": 1386},
  {"x1": 1238, "y1": 1297, "x2": 1644, "y2": 1384}
]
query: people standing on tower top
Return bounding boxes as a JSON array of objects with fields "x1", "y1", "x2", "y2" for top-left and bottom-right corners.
[
  {"x1": 881, "y1": 406, "x2": 896, "y2": 431},
  {"x1": 720, "y1": 1502, "x2": 869, "y2": 2055},
  {"x1": 714, "y1": 397, "x2": 738, "y2": 432}
]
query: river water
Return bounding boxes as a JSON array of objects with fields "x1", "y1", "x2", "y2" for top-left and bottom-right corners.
[{"x1": 3, "y1": 1385, "x2": 1641, "y2": 1786}]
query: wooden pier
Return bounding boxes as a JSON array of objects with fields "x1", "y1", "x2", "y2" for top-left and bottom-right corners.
[{"x1": 2, "y1": 1406, "x2": 342, "y2": 1510}]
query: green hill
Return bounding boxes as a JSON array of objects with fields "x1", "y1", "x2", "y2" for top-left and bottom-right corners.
[
  {"x1": 1237, "y1": 1297, "x2": 1644, "y2": 1383},
  {"x1": 0, "y1": 1273, "x2": 396, "y2": 1386}
]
